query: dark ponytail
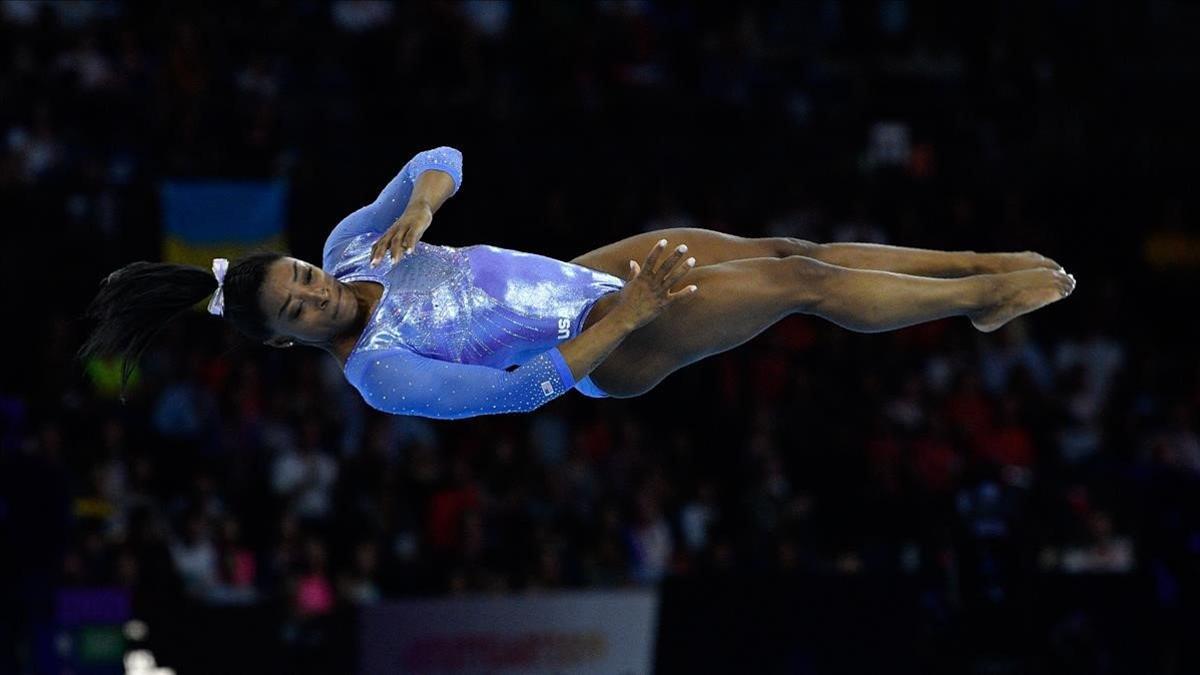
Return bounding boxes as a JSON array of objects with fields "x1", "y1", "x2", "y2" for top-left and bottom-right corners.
[{"x1": 78, "y1": 252, "x2": 284, "y2": 401}]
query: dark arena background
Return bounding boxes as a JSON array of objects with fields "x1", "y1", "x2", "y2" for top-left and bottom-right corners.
[{"x1": 3, "y1": 2, "x2": 1200, "y2": 674}]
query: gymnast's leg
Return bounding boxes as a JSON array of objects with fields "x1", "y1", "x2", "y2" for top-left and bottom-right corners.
[
  {"x1": 589, "y1": 255, "x2": 1074, "y2": 397},
  {"x1": 571, "y1": 227, "x2": 1061, "y2": 279},
  {"x1": 770, "y1": 237, "x2": 1063, "y2": 278}
]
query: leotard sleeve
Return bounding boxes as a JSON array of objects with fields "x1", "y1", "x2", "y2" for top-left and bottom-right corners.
[
  {"x1": 346, "y1": 346, "x2": 577, "y2": 420},
  {"x1": 322, "y1": 146, "x2": 463, "y2": 266}
]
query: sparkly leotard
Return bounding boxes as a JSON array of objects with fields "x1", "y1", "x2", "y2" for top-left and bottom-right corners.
[{"x1": 322, "y1": 147, "x2": 624, "y2": 419}]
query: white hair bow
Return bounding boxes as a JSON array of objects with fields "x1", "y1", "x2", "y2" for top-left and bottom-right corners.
[{"x1": 207, "y1": 257, "x2": 229, "y2": 316}]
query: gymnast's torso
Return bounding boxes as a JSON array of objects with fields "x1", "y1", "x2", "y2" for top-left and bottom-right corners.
[{"x1": 324, "y1": 232, "x2": 624, "y2": 372}]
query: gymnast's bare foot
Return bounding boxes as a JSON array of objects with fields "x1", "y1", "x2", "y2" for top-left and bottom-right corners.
[
  {"x1": 969, "y1": 268, "x2": 1076, "y2": 333},
  {"x1": 976, "y1": 251, "x2": 1064, "y2": 275}
]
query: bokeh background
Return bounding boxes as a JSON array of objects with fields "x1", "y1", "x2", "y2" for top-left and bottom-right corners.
[{"x1": 3, "y1": 1, "x2": 1200, "y2": 673}]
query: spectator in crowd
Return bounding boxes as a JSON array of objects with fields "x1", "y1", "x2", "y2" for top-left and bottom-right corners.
[{"x1": 271, "y1": 419, "x2": 339, "y2": 522}]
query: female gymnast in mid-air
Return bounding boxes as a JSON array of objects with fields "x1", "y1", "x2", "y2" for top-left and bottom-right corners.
[{"x1": 80, "y1": 146, "x2": 1075, "y2": 419}]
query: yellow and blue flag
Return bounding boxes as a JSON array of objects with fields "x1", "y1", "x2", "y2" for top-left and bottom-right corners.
[{"x1": 160, "y1": 180, "x2": 289, "y2": 267}]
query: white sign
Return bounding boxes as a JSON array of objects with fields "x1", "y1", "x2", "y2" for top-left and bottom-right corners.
[{"x1": 361, "y1": 590, "x2": 659, "y2": 675}]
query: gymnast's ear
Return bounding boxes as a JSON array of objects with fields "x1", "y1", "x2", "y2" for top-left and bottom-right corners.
[{"x1": 263, "y1": 336, "x2": 295, "y2": 349}]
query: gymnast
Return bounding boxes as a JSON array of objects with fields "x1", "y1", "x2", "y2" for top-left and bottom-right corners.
[{"x1": 79, "y1": 146, "x2": 1075, "y2": 419}]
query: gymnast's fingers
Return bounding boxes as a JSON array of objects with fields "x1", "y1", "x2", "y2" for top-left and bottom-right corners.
[
  {"x1": 399, "y1": 230, "x2": 415, "y2": 256},
  {"x1": 643, "y1": 238, "x2": 668, "y2": 275},
  {"x1": 664, "y1": 255, "x2": 696, "y2": 288},
  {"x1": 667, "y1": 283, "x2": 698, "y2": 300},
  {"x1": 390, "y1": 230, "x2": 406, "y2": 262},
  {"x1": 656, "y1": 243, "x2": 688, "y2": 279},
  {"x1": 369, "y1": 235, "x2": 390, "y2": 266}
]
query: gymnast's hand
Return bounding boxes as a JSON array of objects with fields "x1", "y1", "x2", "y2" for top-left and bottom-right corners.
[
  {"x1": 370, "y1": 201, "x2": 433, "y2": 267},
  {"x1": 612, "y1": 238, "x2": 699, "y2": 331}
]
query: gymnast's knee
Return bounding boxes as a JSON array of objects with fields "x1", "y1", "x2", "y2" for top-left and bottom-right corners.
[
  {"x1": 768, "y1": 236, "x2": 821, "y2": 259},
  {"x1": 779, "y1": 254, "x2": 837, "y2": 309}
]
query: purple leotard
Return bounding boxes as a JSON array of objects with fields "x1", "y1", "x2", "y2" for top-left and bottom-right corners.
[{"x1": 322, "y1": 147, "x2": 624, "y2": 419}]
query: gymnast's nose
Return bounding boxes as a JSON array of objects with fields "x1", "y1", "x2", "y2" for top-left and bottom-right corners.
[{"x1": 302, "y1": 286, "x2": 329, "y2": 307}]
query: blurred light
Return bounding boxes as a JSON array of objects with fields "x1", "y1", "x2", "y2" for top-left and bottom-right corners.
[
  {"x1": 123, "y1": 647, "x2": 176, "y2": 675},
  {"x1": 123, "y1": 619, "x2": 148, "y2": 641},
  {"x1": 125, "y1": 649, "x2": 155, "y2": 672},
  {"x1": 867, "y1": 121, "x2": 911, "y2": 168}
]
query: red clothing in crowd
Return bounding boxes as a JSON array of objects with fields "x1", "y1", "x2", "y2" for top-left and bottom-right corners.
[{"x1": 427, "y1": 483, "x2": 482, "y2": 553}]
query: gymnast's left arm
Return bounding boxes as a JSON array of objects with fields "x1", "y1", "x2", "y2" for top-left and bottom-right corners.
[
  {"x1": 345, "y1": 345, "x2": 577, "y2": 420},
  {"x1": 368, "y1": 166, "x2": 457, "y2": 266},
  {"x1": 322, "y1": 146, "x2": 463, "y2": 266}
]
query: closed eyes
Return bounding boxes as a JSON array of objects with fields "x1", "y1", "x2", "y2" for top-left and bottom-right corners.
[{"x1": 291, "y1": 267, "x2": 315, "y2": 320}]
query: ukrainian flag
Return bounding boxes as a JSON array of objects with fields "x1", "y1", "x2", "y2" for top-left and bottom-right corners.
[{"x1": 160, "y1": 180, "x2": 289, "y2": 268}]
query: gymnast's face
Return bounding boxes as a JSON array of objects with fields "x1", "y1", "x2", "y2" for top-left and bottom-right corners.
[{"x1": 258, "y1": 257, "x2": 356, "y2": 347}]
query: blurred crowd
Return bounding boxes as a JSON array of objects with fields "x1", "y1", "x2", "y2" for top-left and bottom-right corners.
[{"x1": 2, "y1": 0, "x2": 1199, "y2": 672}]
